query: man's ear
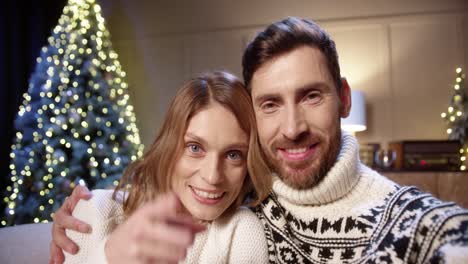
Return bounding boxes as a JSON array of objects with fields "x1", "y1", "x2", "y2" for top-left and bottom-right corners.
[{"x1": 340, "y1": 77, "x2": 352, "y2": 118}]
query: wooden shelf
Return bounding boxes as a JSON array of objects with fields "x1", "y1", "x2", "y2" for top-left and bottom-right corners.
[{"x1": 382, "y1": 171, "x2": 468, "y2": 208}]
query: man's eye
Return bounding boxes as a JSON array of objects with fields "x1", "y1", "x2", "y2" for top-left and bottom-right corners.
[
  {"x1": 306, "y1": 92, "x2": 320, "y2": 102},
  {"x1": 260, "y1": 102, "x2": 278, "y2": 113}
]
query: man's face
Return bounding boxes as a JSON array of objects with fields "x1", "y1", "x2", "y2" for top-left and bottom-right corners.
[{"x1": 250, "y1": 46, "x2": 350, "y2": 189}]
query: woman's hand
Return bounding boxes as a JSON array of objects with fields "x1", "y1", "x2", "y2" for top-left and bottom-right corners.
[
  {"x1": 105, "y1": 192, "x2": 205, "y2": 264},
  {"x1": 49, "y1": 185, "x2": 93, "y2": 264}
]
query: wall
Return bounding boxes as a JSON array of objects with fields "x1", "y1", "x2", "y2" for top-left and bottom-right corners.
[{"x1": 100, "y1": 0, "x2": 468, "y2": 147}]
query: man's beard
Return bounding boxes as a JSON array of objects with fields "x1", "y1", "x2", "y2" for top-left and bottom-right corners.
[{"x1": 265, "y1": 128, "x2": 341, "y2": 190}]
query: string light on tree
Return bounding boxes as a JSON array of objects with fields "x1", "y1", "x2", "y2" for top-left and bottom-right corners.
[
  {"x1": 441, "y1": 67, "x2": 467, "y2": 171},
  {"x1": 1, "y1": 0, "x2": 144, "y2": 226}
]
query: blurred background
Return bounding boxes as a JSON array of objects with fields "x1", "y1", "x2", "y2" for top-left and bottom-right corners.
[{"x1": 95, "y1": 0, "x2": 468, "y2": 147}]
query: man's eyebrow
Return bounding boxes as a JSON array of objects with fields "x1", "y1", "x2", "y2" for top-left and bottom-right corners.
[
  {"x1": 253, "y1": 93, "x2": 281, "y2": 105},
  {"x1": 294, "y1": 82, "x2": 328, "y2": 100},
  {"x1": 253, "y1": 82, "x2": 330, "y2": 105}
]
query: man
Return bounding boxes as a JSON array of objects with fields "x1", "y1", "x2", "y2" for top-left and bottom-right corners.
[{"x1": 50, "y1": 17, "x2": 468, "y2": 263}]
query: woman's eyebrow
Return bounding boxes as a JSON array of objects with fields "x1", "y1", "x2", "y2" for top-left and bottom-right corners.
[
  {"x1": 184, "y1": 132, "x2": 208, "y2": 145},
  {"x1": 224, "y1": 142, "x2": 249, "y2": 151},
  {"x1": 186, "y1": 132, "x2": 248, "y2": 151}
]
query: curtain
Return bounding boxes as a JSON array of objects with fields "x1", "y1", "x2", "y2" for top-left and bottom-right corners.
[{"x1": 0, "y1": 0, "x2": 66, "y2": 199}]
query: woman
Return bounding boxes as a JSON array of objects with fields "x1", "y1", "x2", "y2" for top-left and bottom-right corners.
[{"x1": 59, "y1": 71, "x2": 271, "y2": 263}]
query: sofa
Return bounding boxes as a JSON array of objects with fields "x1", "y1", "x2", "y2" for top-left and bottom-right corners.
[{"x1": 0, "y1": 223, "x2": 52, "y2": 264}]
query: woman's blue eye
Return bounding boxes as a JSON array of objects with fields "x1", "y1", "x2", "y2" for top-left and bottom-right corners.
[
  {"x1": 227, "y1": 151, "x2": 242, "y2": 160},
  {"x1": 189, "y1": 144, "x2": 201, "y2": 153}
]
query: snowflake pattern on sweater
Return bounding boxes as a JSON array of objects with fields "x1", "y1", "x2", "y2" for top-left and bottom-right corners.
[{"x1": 254, "y1": 187, "x2": 468, "y2": 263}]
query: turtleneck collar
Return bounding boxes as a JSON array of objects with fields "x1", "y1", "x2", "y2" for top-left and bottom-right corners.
[{"x1": 271, "y1": 131, "x2": 361, "y2": 206}]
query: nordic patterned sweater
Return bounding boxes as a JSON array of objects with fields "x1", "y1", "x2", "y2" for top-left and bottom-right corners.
[{"x1": 254, "y1": 132, "x2": 468, "y2": 263}]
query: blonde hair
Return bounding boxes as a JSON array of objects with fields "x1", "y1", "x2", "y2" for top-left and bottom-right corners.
[{"x1": 114, "y1": 71, "x2": 271, "y2": 217}]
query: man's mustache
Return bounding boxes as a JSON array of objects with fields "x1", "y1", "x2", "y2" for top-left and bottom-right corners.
[{"x1": 271, "y1": 132, "x2": 322, "y2": 150}]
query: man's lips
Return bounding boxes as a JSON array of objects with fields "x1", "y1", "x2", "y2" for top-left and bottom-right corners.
[{"x1": 277, "y1": 143, "x2": 318, "y2": 162}]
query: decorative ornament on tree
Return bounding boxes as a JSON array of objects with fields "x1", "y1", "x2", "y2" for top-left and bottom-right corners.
[
  {"x1": 1, "y1": 0, "x2": 144, "y2": 226},
  {"x1": 441, "y1": 67, "x2": 467, "y2": 171}
]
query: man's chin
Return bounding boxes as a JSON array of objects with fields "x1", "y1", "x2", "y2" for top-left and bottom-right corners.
[{"x1": 277, "y1": 164, "x2": 322, "y2": 190}]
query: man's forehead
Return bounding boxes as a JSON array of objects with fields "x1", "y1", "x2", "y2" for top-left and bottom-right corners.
[{"x1": 250, "y1": 46, "x2": 334, "y2": 97}]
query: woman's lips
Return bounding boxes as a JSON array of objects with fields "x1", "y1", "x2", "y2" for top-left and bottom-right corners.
[{"x1": 190, "y1": 186, "x2": 225, "y2": 205}]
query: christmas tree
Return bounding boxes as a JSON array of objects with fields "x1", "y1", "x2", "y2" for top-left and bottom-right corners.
[
  {"x1": 441, "y1": 67, "x2": 467, "y2": 171},
  {"x1": 1, "y1": 0, "x2": 144, "y2": 226}
]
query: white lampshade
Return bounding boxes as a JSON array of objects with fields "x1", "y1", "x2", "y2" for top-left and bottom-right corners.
[{"x1": 341, "y1": 90, "x2": 367, "y2": 132}]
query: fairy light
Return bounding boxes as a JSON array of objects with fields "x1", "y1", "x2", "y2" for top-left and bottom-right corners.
[{"x1": 441, "y1": 67, "x2": 467, "y2": 171}]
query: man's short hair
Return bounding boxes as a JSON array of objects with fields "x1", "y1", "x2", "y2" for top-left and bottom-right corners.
[{"x1": 242, "y1": 17, "x2": 342, "y2": 94}]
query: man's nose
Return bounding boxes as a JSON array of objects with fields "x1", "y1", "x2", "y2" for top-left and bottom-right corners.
[
  {"x1": 201, "y1": 155, "x2": 224, "y2": 185},
  {"x1": 281, "y1": 106, "x2": 308, "y2": 140}
]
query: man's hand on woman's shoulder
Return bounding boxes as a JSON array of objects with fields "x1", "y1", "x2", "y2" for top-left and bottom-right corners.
[{"x1": 49, "y1": 185, "x2": 92, "y2": 264}]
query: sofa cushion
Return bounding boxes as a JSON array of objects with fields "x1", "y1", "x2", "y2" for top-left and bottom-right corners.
[{"x1": 0, "y1": 222, "x2": 52, "y2": 264}]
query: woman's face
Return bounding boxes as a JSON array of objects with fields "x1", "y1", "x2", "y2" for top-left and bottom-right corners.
[{"x1": 171, "y1": 102, "x2": 249, "y2": 221}]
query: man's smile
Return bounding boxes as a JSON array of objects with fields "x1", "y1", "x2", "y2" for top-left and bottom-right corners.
[{"x1": 277, "y1": 143, "x2": 319, "y2": 162}]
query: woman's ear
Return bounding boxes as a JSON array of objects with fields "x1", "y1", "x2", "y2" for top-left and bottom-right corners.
[{"x1": 340, "y1": 77, "x2": 352, "y2": 118}]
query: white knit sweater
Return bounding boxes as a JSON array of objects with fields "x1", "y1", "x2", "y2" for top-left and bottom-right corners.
[
  {"x1": 63, "y1": 190, "x2": 268, "y2": 264},
  {"x1": 255, "y1": 132, "x2": 468, "y2": 263}
]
